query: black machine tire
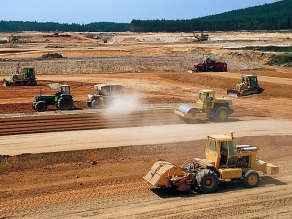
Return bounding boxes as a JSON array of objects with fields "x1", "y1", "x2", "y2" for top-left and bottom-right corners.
[
  {"x1": 195, "y1": 169, "x2": 219, "y2": 193},
  {"x1": 2, "y1": 79, "x2": 8, "y2": 87},
  {"x1": 58, "y1": 96, "x2": 73, "y2": 110},
  {"x1": 214, "y1": 66, "x2": 222, "y2": 72},
  {"x1": 242, "y1": 170, "x2": 260, "y2": 188},
  {"x1": 92, "y1": 99, "x2": 102, "y2": 109},
  {"x1": 87, "y1": 102, "x2": 92, "y2": 107},
  {"x1": 35, "y1": 101, "x2": 47, "y2": 112},
  {"x1": 214, "y1": 107, "x2": 229, "y2": 122}
]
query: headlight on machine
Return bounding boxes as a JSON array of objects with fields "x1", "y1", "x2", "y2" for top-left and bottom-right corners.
[{"x1": 229, "y1": 102, "x2": 232, "y2": 107}]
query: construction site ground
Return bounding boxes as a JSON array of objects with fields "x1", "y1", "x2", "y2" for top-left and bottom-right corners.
[{"x1": 0, "y1": 31, "x2": 292, "y2": 218}]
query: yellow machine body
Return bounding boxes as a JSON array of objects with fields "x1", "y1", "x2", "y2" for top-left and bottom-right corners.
[
  {"x1": 2, "y1": 66, "x2": 37, "y2": 86},
  {"x1": 143, "y1": 131, "x2": 279, "y2": 192},
  {"x1": 174, "y1": 89, "x2": 233, "y2": 122}
]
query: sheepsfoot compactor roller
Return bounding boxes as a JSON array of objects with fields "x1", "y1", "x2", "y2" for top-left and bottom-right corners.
[
  {"x1": 227, "y1": 75, "x2": 264, "y2": 97},
  {"x1": 174, "y1": 89, "x2": 233, "y2": 123},
  {"x1": 86, "y1": 84, "x2": 124, "y2": 109},
  {"x1": 143, "y1": 131, "x2": 279, "y2": 193}
]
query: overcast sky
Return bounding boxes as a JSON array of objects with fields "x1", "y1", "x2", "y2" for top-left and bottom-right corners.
[{"x1": 1, "y1": 0, "x2": 280, "y2": 24}]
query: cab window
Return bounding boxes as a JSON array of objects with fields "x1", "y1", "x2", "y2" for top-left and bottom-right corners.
[
  {"x1": 61, "y1": 86, "x2": 70, "y2": 94},
  {"x1": 220, "y1": 141, "x2": 228, "y2": 156},
  {"x1": 228, "y1": 141, "x2": 237, "y2": 156},
  {"x1": 209, "y1": 139, "x2": 216, "y2": 152}
]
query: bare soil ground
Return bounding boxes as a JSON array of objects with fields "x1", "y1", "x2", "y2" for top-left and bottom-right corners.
[{"x1": 0, "y1": 31, "x2": 292, "y2": 218}]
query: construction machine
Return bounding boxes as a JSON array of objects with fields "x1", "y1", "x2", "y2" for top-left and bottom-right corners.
[
  {"x1": 143, "y1": 131, "x2": 279, "y2": 193},
  {"x1": 174, "y1": 89, "x2": 233, "y2": 123},
  {"x1": 32, "y1": 83, "x2": 73, "y2": 112},
  {"x1": 86, "y1": 84, "x2": 124, "y2": 109},
  {"x1": 193, "y1": 32, "x2": 209, "y2": 42},
  {"x1": 188, "y1": 55, "x2": 227, "y2": 73},
  {"x1": 2, "y1": 66, "x2": 37, "y2": 87},
  {"x1": 227, "y1": 75, "x2": 264, "y2": 97}
]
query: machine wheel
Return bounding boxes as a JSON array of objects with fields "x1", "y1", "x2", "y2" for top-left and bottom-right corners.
[
  {"x1": 182, "y1": 118, "x2": 200, "y2": 124},
  {"x1": 214, "y1": 107, "x2": 228, "y2": 122},
  {"x1": 58, "y1": 96, "x2": 73, "y2": 110},
  {"x1": 35, "y1": 101, "x2": 47, "y2": 112},
  {"x1": 92, "y1": 99, "x2": 102, "y2": 109},
  {"x1": 242, "y1": 170, "x2": 260, "y2": 188},
  {"x1": 195, "y1": 169, "x2": 219, "y2": 193},
  {"x1": 214, "y1": 66, "x2": 222, "y2": 72}
]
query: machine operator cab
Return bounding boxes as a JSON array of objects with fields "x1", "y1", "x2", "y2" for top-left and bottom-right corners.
[
  {"x1": 48, "y1": 83, "x2": 71, "y2": 95},
  {"x1": 197, "y1": 89, "x2": 214, "y2": 108},
  {"x1": 242, "y1": 75, "x2": 259, "y2": 88},
  {"x1": 60, "y1": 85, "x2": 70, "y2": 94},
  {"x1": 205, "y1": 131, "x2": 238, "y2": 168}
]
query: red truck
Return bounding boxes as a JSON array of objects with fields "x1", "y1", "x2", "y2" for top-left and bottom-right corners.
[{"x1": 189, "y1": 55, "x2": 227, "y2": 73}]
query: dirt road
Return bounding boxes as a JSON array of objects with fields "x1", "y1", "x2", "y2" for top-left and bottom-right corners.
[{"x1": 1, "y1": 119, "x2": 292, "y2": 156}]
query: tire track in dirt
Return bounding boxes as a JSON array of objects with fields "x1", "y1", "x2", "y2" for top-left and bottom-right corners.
[
  {"x1": 3, "y1": 175, "x2": 292, "y2": 219},
  {"x1": 0, "y1": 109, "x2": 183, "y2": 136}
]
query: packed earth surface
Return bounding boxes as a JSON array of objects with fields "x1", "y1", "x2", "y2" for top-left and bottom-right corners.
[{"x1": 0, "y1": 31, "x2": 292, "y2": 218}]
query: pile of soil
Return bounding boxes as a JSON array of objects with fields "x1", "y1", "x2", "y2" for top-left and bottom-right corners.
[{"x1": 40, "y1": 53, "x2": 63, "y2": 59}]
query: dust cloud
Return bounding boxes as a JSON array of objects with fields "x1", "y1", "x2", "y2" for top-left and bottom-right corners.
[{"x1": 106, "y1": 95, "x2": 141, "y2": 115}]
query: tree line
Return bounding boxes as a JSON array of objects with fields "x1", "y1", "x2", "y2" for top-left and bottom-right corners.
[
  {"x1": 130, "y1": 0, "x2": 292, "y2": 32},
  {"x1": 0, "y1": 21, "x2": 130, "y2": 32}
]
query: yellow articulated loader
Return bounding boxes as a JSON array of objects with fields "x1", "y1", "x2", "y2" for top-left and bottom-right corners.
[
  {"x1": 143, "y1": 131, "x2": 279, "y2": 193},
  {"x1": 227, "y1": 75, "x2": 264, "y2": 97},
  {"x1": 174, "y1": 89, "x2": 233, "y2": 123}
]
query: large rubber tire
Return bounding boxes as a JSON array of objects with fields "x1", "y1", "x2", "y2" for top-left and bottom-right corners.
[
  {"x1": 92, "y1": 99, "x2": 102, "y2": 109},
  {"x1": 58, "y1": 96, "x2": 73, "y2": 110},
  {"x1": 214, "y1": 66, "x2": 222, "y2": 72},
  {"x1": 214, "y1": 107, "x2": 228, "y2": 122},
  {"x1": 242, "y1": 170, "x2": 260, "y2": 188},
  {"x1": 195, "y1": 169, "x2": 219, "y2": 194},
  {"x1": 35, "y1": 101, "x2": 47, "y2": 112}
]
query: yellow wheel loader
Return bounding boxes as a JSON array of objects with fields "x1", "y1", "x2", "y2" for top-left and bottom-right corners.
[
  {"x1": 174, "y1": 89, "x2": 233, "y2": 123},
  {"x1": 227, "y1": 75, "x2": 264, "y2": 97},
  {"x1": 143, "y1": 131, "x2": 279, "y2": 193}
]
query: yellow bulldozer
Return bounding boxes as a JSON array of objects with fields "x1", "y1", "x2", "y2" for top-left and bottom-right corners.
[
  {"x1": 193, "y1": 31, "x2": 209, "y2": 42},
  {"x1": 143, "y1": 131, "x2": 279, "y2": 193},
  {"x1": 2, "y1": 66, "x2": 37, "y2": 87},
  {"x1": 174, "y1": 89, "x2": 233, "y2": 123},
  {"x1": 227, "y1": 75, "x2": 264, "y2": 97}
]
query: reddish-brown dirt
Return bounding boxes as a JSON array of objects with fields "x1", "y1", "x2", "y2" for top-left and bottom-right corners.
[{"x1": 0, "y1": 31, "x2": 292, "y2": 218}]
